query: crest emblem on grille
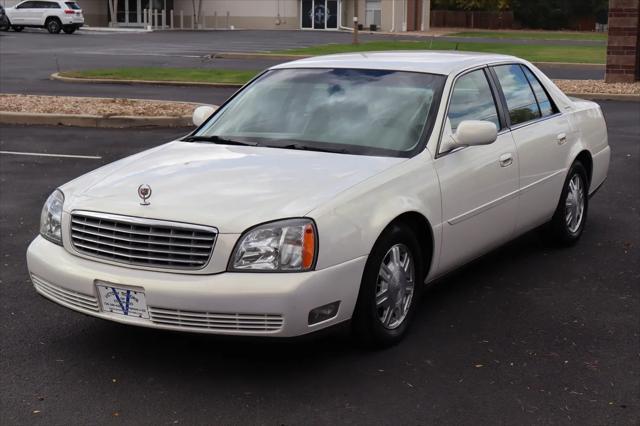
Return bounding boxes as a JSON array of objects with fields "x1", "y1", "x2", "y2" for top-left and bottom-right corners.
[{"x1": 137, "y1": 184, "x2": 152, "y2": 206}]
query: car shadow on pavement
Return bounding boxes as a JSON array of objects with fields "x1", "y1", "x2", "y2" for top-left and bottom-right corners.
[{"x1": 45, "y1": 228, "x2": 555, "y2": 372}]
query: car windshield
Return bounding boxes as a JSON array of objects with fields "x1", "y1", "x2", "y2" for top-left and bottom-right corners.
[
  {"x1": 65, "y1": 2, "x2": 80, "y2": 9},
  {"x1": 193, "y1": 68, "x2": 445, "y2": 157}
]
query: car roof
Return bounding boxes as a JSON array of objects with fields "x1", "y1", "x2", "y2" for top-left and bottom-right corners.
[{"x1": 271, "y1": 51, "x2": 522, "y2": 76}]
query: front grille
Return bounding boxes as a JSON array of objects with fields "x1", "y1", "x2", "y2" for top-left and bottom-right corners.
[
  {"x1": 70, "y1": 211, "x2": 217, "y2": 270},
  {"x1": 149, "y1": 307, "x2": 284, "y2": 332},
  {"x1": 32, "y1": 274, "x2": 99, "y2": 312}
]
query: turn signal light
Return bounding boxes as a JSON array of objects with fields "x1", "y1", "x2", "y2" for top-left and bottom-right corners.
[{"x1": 302, "y1": 223, "x2": 315, "y2": 270}]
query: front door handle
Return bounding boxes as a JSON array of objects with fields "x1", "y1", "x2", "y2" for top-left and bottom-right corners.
[
  {"x1": 557, "y1": 133, "x2": 567, "y2": 145},
  {"x1": 499, "y1": 153, "x2": 513, "y2": 168}
]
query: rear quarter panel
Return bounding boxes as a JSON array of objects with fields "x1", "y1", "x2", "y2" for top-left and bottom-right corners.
[
  {"x1": 566, "y1": 99, "x2": 610, "y2": 193},
  {"x1": 526, "y1": 60, "x2": 610, "y2": 195}
]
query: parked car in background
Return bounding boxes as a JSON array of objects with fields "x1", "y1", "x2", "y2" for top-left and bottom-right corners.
[
  {"x1": 27, "y1": 52, "x2": 610, "y2": 347},
  {"x1": 4, "y1": 0, "x2": 83, "y2": 34},
  {"x1": 0, "y1": 5, "x2": 10, "y2": 31}
]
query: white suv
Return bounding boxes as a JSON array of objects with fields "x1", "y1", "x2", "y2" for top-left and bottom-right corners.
[{"x1": 4, "y1": 0, "x2": 84, "y2": 34}]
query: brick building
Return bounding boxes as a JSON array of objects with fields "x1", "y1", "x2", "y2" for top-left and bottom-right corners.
[
  {"x1": 605, "y1": 0, "x2": 640, "y2": 82},
  {"x1": 1, "y1": 0, "x2": 431, "y2": 31}
]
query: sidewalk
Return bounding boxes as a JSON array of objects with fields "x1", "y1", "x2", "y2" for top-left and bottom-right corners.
[{"x1": 80, "y1": 26, "x2": 152, "y2": 33}]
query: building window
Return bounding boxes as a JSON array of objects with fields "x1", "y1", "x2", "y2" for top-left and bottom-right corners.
[
  {"x1": 366, "y1": 0, "x2": 382, "y2": 28},
  {"x1": 301, "y1": 0, "x2": 339, "y2": 30}
]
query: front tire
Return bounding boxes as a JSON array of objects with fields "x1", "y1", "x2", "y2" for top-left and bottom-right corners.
[
  {"x1": 352, "y1": 223, "x2": 425, "y2": 348},
  {"x1": 46, "y1": 18, "x2": 61, "y2": 34},
  {"x1": 544, "y1": 161, "x2": 589, "y2": 246}
]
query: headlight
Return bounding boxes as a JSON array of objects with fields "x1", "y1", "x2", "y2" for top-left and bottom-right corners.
[
  {"x1": 230, "y1": 218, "x2": 317, "y2": 272},
  {"x1": 40, "y1": 189, "x2": 64, "y2": 245}
]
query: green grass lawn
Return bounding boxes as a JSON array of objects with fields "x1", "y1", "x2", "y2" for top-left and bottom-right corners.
[
  {"x1": 58, "y1": 41, "x2": 604, "y2": 86},
  {"x1": 448, "y1": 30, "x2": 607, "y2": 41},
  {"x1": 60, "y1": 68, "x2": 258, "y2": 85},
  {"x1": 273, "y1": 40, "x2": 605, "y2": 64}
]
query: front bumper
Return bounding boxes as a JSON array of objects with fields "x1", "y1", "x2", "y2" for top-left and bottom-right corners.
[{"x1": 27, "y1": 236, "x2": 366, "y2": 337}]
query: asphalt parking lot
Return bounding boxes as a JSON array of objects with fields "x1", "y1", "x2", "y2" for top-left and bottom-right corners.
[
  {"x1": 0, "y1": 30, "x2": 604, "y2": 105},
  {"x1": 0, "y1": 100, "x2": 638, "y2": 425}
]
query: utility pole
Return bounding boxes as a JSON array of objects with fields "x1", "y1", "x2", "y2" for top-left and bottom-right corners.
[{"x1": 353, "y1": 0, "x2": 359, "y2": 44}]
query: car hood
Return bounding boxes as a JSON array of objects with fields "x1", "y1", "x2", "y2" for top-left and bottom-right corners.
[{"x1": 62, "y1": 141, "x2": 406, "y2": 233}]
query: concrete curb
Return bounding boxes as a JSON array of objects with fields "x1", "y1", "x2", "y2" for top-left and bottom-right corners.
[
  {"x1": 51, "y1": 72, "x2": 244, "y2": 88},
  {"x1": 0, "y1": 111, "x2": 193, "y2": 128},
  {"x1": 564, "y1": 92, "x2": 640, "y2": 102},
  {"x1": 533, "y1": 61, "x2": 604, "y2": 68},
  {"x1": 80, "y1": 26, "x2": 152, "y2": 33},
  {"x1": 210, "y1": 52, "x2": 310, "y2": 61}
]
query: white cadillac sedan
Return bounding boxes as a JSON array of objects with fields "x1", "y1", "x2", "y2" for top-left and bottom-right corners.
[{"x1": 27, "y1": 52, "x2": 610, "y2": 347}]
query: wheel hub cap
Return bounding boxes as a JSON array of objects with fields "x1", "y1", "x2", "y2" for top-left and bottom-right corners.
[
  {"x1": 375, "y1": 244, "x2": 415, "y2": 330},
  {"x1": 565, "y1": 174, "x2": 585, "y2": 234}
]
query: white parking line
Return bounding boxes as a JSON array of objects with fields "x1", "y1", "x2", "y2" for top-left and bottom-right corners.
[{"x1": 0, "y1": 151, "x2": 102, "y2": 160}]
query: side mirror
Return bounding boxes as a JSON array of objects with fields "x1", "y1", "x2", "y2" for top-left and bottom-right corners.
[
  {"x1": 442, "y1": 120, "x2": 498, "y2": 152},
  {"x1": 192, "y1": 105, "x2": 216, "y2": 127}
]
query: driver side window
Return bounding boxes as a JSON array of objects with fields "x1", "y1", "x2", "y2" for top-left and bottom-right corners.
[{"x1": 447, "y1": 69, "x2": 500, "y2": 134}]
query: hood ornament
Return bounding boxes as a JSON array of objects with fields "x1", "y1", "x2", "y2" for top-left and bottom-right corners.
[{"x1": 137, "y1": 184, "x2": 152, "y2": 206}]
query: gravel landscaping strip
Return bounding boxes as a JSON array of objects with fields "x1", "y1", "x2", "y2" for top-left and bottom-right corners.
[
  {"x1": 554, "y1": 80, "x2": 640, "y2": 95},
  {"x1": 0, "y1": 94, "x2": 199, "y2": 117}
]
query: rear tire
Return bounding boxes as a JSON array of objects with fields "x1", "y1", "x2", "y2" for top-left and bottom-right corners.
[
  {"x1": 12, "y1": 25, "x2": 24, "y2": 32},
  {"x1": 62, "y1": 25, "x2": 76, "y2": 34},
  {"x1": 352, "y1": 223, "x2": 426, "y2": 348},
  {"x1": 46, "y1": 18, "x2": 61, "y2": 34},
  {"x1": 0, "y1": 17, "x2": 10, "y2": 32},
  {"x1": 543, "y1": 161, "x2": 589, "y2": 246}
]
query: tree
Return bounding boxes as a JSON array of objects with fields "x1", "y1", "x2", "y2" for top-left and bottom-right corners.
[
  {"x1": 511, "y1": 0, "x2": 608, "y2": 29},
  {"x1": 433, "y1": 0, "x2": 511, "y2": 10},
  {"x1": 434, "y1": 0, "x2": 607, "y2": 28}
]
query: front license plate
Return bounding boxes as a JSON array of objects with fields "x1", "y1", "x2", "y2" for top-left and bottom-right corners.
[{"x1": 97, "y1": 283, "x2": 149, "y2": 319}]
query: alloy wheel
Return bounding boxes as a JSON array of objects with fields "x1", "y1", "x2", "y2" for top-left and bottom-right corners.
[
  {"x1": 48, "y1": 20, "x2": 60, "y2": 33},
  {"x1": 375, "y1": 243, "x2": 415, "y2": 330},
  {"x1": 565, "y1": 174, "x2": 585, "y2": 234}
]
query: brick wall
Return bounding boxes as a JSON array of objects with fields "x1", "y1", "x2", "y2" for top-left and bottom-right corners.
[{"x1": 605, "y1": 0, "x2": 640, "y2": 83}]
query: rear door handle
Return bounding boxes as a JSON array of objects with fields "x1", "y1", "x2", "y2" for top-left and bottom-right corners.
[
  {"x1": 557, "y1": 133, "x2": 567, "y2": 145},
  {"x1": 499, "y1": 153, "x2": 513, "y2": 168}
]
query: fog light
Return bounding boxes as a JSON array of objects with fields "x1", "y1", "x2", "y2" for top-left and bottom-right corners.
[{"x1": 308, "y1": 301, "x2": 340, "y2": 325}]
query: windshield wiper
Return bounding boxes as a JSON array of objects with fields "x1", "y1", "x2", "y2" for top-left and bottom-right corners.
[
  {"x1": 270, "y1": 143, "x2": 349, "y2": 154},
  {"x1": 182, "y1": 135, "x2": 259, "y2": 146}
]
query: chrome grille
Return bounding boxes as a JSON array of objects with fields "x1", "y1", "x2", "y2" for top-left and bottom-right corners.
[
  {"x1": 32, "y1": 274, "x2": 99, "y2": 312},
  {"x1": 70, "y1": 211, "x2": 217, "y2": 270},
  {"x1": 149, "y1": 307, "x2": 284, "y2": 332}
]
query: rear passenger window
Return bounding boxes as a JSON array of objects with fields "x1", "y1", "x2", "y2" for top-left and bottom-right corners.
[
  {"x1": 493, "y1": 64, "x2": 541, "y2": 126},
  {"x1": 521, "y1": 66, "x2": 556, "y2": 117},
  {"x1": 447, "y1": 69, "x2": 500, "y2": 133}
]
